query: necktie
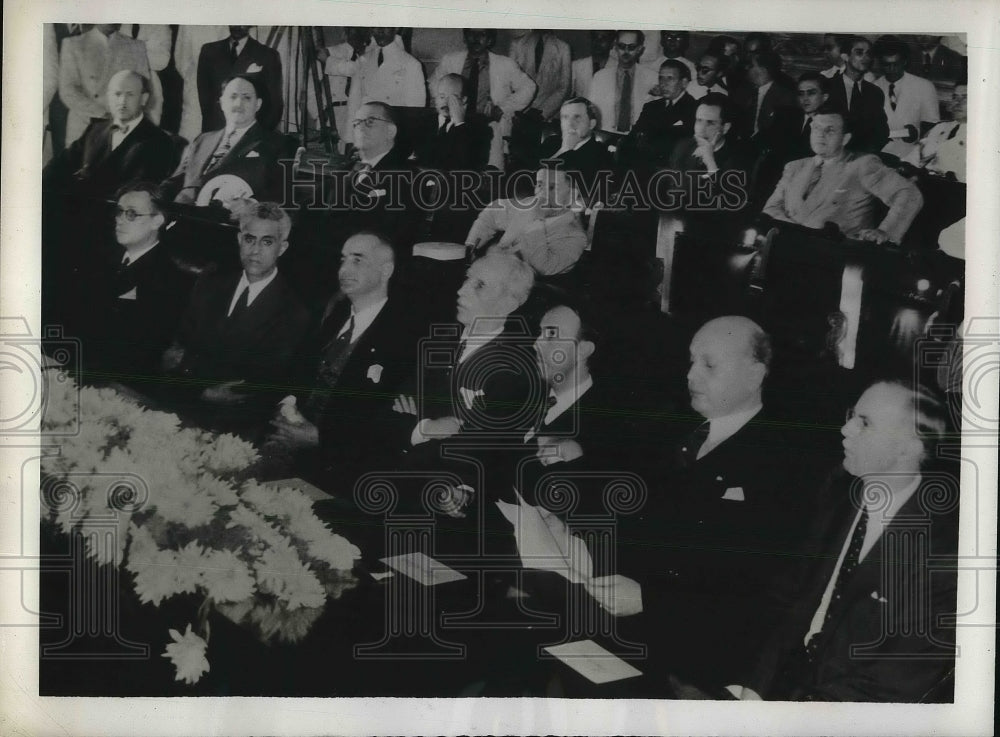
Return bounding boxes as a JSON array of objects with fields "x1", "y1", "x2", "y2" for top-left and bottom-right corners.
[
  {"x1": 352, "y1": 161, "x2": 373, "y2": 187},
  {"x1": 304, "y1": 314, "x2": 356, "y2": 419},
  {"x1": 114, "y1": 254, "x2": 134, "y2": 296},
  {"x1": 377, "y1": 48, "x2": 384, "y2": 67},
  {"x1": 754, "y1": 88, "x2": 764, "y2": 134},
  {"x1": 204, "y1": 129, "x2": 237, "y2": 174},
  {"x1": 534, "y1": 34, "x2": 545, "y2": 76},
  {"x1": 802, "y1": 159, "x2": 823, "y2": 200},
  {"x1": 345, "y1": 49, "x2": 358, "y2": 96},
  {"x1": 617, "y1": 69, "x2": 633, "y2": 132},
  {"x1": 802, "y1": 115, "x2": 812, "y2": 137},
  {"x1": 466, "y1": 56, "x2": 480, "y2": 117},
  {"x1": 131, "y1": 24, "x2": 140, "y2": 39},
  {"x1": 850, "y1": 81, "x2": 862, "y2": 114},
  {"x1": 678, "y1": 422, "x2": 710, "y2": 467},
  {"x1": 923, "y1": 52, "x2": 932, "y2": 73},
  {"x1": 805, "y1": 508, "x2": 869, "y2": 658},
  {"x1": 229, "y1": 285, "x2": 250, "y2": 319},
  {"x1": 888, "y1": 82, "x2": 897, "y2": 111},
  {"x1": 229, "y1": 39, "x2": 239, "y2": 64}
]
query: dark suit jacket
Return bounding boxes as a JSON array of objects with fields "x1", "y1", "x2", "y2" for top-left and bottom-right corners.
[
  {"x1": 44, "y1": 116, "x2": 179, "y2": 200},
  {"x1": 197, "y1": 36, "x2": 284, "y2": 132},
  {"x1": 749, "y1": 472, "x2": 959, "y2": 702},
  {"x1": 159, "y1": 122, "x2": 287, "y2": 203},
  {"x1": 415, "y1": 117, "x2": 491, "y2": 171},
  {"x1": 308, "y1": 295, "x2": 422, "y2": 484},
  {"x1": 173, "y1": 269, "x2": 309, "y2": 387},
  {"x1": 827, "y1": 73, "x2": 890, "y2": 153},
  {"x1": 732, "y1": 81, "x2": 798, "y2": 142},
  {"x1": 628, "y1": 92, "x2": 699, "y2": 165},
  {"x1": 667, "y1": 137, "x2": 753, "y2": 234},
  {"x1": 89, "y1": 243, "x2": 195, "y2": 382},
  {"x1": 625, "y1": 412, "x2": 822, "y2": 688}
]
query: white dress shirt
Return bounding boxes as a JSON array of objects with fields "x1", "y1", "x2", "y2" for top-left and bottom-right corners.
[
  {"x1": 110, "y1": 115, "x2": 142, "y2": 150},
  {"x1": 340, "y1": 296, "x2": 387, "y2": 343},
  {"x1": 699, "y1": 404, "x2": 763, "y2": 459},
  {"x1": 227, "y1": 269, "x2": 278, "y2": 315}
]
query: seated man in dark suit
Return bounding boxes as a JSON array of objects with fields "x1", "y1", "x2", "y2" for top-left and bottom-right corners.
[
  {"x1": 607, "y1": 316, "x2": 825, "y2": 691},
  {"x1": 80, "y1": 181, "x2": 194, "y2": 385},
  {"x1": 538, "y1": 97, "x2": 614, "y2": 199},
  {"x1": 393, "y1": 252, "x2": 544, "y2": 508},
  {"x1": 627, "y1": 59, "x2": 698, "y2": 168},
  {"x1": 415, "y1": 73, "x2": 490, "y2": 171},
  {"x1": 44, "y1": 70, "x2": 178, "y2": 200},
  {"x1": 262, "y1": 230, "x2": 422, "y2": 493},
  {"x1": 162, "y1": 200, "x2": 309, "y2": 434},
  {"x1": 762, "y1": 109, "x2": 924, "y2": 244},
  {"x1": 160, "y1": 74, "x2": 287, "y2": 205},
  {"x1": 197, "y1": 25, "x2": 283, "y2": 132},
  {"x1": 732, "y1": 380, "x2": 956, "y2": 702},
  {"x1": 666, "y1": 94, "x2": 752, "y2": 236},
  {"x1": 825, "y1": 36, "x2": 889, "y2": 153}
]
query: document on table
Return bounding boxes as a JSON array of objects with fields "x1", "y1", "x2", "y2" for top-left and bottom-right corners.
[
  {"x1": 496, "y1": 490, "x2": 593, "y2": 585},
  {"x1": 380, "y1": 552, "x2": 467, "y2": 586},
  {"x1": 265, "y1": 477, "x2": 334, "y2": 503},
  {"x1": 544, "y1": 640, "x2": 643, "y2": 684}
]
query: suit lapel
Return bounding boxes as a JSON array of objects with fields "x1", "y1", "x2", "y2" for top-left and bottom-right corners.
[{"x1": 220, "y1": 123, "x2": 263, "y2": 167}]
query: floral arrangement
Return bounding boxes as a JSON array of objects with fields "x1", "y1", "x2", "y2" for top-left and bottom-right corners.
[{"x1": 40, "y1": 371, "x2": 361, "y2": 685}]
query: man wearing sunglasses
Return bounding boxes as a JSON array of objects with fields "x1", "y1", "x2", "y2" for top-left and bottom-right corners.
[
  {"x1": 589, "y1": 30, "x2": 658, "y2": 134},
  {"x1": 686, "y1": 52, "x2": 729, "y2": 100}
]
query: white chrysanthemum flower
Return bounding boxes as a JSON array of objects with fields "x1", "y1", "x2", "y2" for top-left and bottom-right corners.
[
  {"x1": 307, "y1": 533, "x2": 362, "y2": 572},
  {"x1": 41, "y1": 370, "x2": 79, "y2": 430},
  {"x1": 161, "y1": 624, "x2": 210, "y2": 685},
  {"x1": 197, "y1": 474, "x2": 240, "y2": 507},
  {"x1": 132, "y1": 549, "x2": 181, "y2": 606},
  {"x1": 200, "y1": 548, "x2": 256, "y2": 602},
  {"x1": 254, "y1": 543, "x2": 325, "y2": 610},
  {"x1": 151, "y1": 485, "x2": 217, "y2": 529},
  {"x1": 201, "y1": 433, "x2": 259, "y2": 475}
]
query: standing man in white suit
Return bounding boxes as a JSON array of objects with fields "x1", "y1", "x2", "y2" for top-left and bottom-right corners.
[
  {"x1": 588, "y1": 30, "x2": 658, "y2": 133},
  {"x1": 432, "y1": 28, "x2": 536, "y2": 169}
]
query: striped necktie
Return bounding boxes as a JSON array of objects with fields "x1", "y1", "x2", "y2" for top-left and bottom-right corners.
[{"x1": 204, "y1": 129, "x2": 237, "y2": 174}]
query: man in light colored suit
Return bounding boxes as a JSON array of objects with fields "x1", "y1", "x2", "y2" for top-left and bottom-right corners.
[
  {"x1": 160, "y1": 75, "x2": 285, "y2": 205},
  {"x1": 316, "y1": 27, "x2": 373, "y2": 149},
  {"x1": 571, "y1": 30, "x2": 617, "y2": 99},
  {"x1": 763, "y1": 109, "x2": 924, "y2": 244},
  {"x1": 509, "y1": 30, "x2": 571, "y2": 121},
  {"x1": 58, "y1": 24, "x2": 158, "y2": 147},
  {"x1": 589, "y1": 30, "x2": 658, "y2": 133},
  {"x1": 431, "y1": 29, "x2": 536, "y2": 169},
  {"x1": 873, "y1": 36, "x2": 941, "y2": 159},
  {"x1": 351, "y1": 27, "x2": 426, "y2": 110}
]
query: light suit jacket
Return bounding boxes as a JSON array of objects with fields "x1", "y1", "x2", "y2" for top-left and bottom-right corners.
[{"x1": 763, "y1": 151, "x2": 924, "y2": 243}]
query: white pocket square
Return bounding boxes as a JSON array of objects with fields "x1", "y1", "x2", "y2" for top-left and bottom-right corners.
[
  {"x1": 245, "y1": 62, "x2": 264, "y2": 73},
  {"x1": 366, "y1": 364, "x2": 384, "y2": 383},
  {"x1": 870, "y1": 591, "x2": 888, "y2": 604},
  {"x1": 369, "y1": 188, "x2": 387, "y2": 197},
  {"x1": 673, "y1": 120, "x2": 684, "y2": 126},
  {"x1": 117, "y1": 287, "x2": 137, "y2": 300},
  {"x1": 244, "y1": 150, "x2": 260, "y2": 158},
  {"x1": 721, "y1": 487, "x2": 745, "y2": 501}
]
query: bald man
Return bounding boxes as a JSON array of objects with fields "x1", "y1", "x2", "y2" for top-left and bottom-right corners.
[
  {"x1": 44, "y1": 70, "x2": 178, "y2": 199},
  {"x1": 620, "y1": 316, "x2": 826, "y2": 693}
]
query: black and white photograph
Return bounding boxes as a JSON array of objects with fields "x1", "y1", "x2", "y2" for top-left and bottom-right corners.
[{"x1": 1, "y1": 1, "x2": 996, "y2": 735}]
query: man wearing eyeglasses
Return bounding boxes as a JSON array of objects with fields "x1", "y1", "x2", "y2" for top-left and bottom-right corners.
[
  {"x1": 729, "y1": 380, "x2": 957, "y2": 702},
  {"x1": 589, "y1": 30, "x2": 659, "y2": 134},
  {"x1": 161, "y1": 74, "x2": 286, "y2": 205},
  {"x1": 79, "y1": 181, "x2": 193, "y2": 384},
  {"x1": 44, "y1": 70, "x2": 178, "y2": 202},
  {"x1": 162, "y1": 201, "x2": 309, "y2": 433}
]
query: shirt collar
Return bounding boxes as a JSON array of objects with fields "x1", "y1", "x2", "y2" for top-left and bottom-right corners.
[
  {"x1": 234, "y1": 268, "x2": 279, "y2": 309},
  {"x1": 705, "y1": 404, "x2": 762, "y2": 452},
  {"x1": 359, "y1": 149, "x2": 390, "y2": 168},
  {"x1": 757, "y1": 80, "x2": 773, "y2": 97},
  {"x1": 345, "y1": 296, "x2": 388, "y2": 342},
  {"x1": 230, "y1": 36, "x2": 248, "y2": 55},
  {"x1": 122, "y1": 240, "x2": 158, "y2": 265},
  {"x1": 112, "y1": 115, "x2": 142, "y2": 136},
  {"x1": 458, "y1": 319, "x2": 506, "y2": 362},
  {"x1": 546, "y1": 375, "x2": 594, "y2": 424}
]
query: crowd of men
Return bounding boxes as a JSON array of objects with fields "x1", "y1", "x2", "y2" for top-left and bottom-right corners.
[{"x1": 41, "y1": 25, "x2": 965, "y2": 702}]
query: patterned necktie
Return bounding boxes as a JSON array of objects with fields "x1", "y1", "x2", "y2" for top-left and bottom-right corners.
[
  {"x1": 805, "y1": 508, "x2": 869, "y2": 658},
  {"x1": 617, "y1": 69, "x2": 633, "y2": 132},
  {"x1": 802, "y1": 159, "x2": 823, "y2": 200},
  {"x1": 229, "y1": 39, "x2": 239, "y2": 64},
  {"x1": 205, "y1": 129, "x2": 237, "y2": 174},
  {"x1": 888, "y1": 82, "x2": 897, "y2": 111},
  {"x1": 466, "y1": 56, "x2": 480, "y2": 117},
  {"x1": 229, "y1": 285, "x2": 250, "y2": 319},
  {"x1": 304, "y1": 314, "x2": 356, "y2": 419},
  {"x1": 534, "y1": 34, "x2": 545, "y2": 75},
  {"x1": 850, "y1": 81, "x2": 862, "y2": 114}
]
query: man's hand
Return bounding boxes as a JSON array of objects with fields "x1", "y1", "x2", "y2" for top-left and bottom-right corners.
[
  {"x1": 536, "y1": 436, "x2": 584, "y2": 466},
  {"x1": 856, "y1": 228, "x2": 891, "y2": 244},
  {"x1": 584, "y1": 574, "x2": 644, "y2": 616},
  {"x1": 692, "y1": 135, "x2": 719, "y2": 170},
  {"x1": 161, "y1": 344, "x2": 185, "y2": 372},
  {"x1": 315, "y1": 47, "x2": 330, "y2": 64},
  {"x1": 446, "y1": 93, "x2": 466, "y2": 124},
  {"x1": 436, "y1": 484, "x2": 475, "y2": 518},
  {"x1": 269, "y1": 413, "x2": 320, "y2": 450},
  {"x1": 201, "y1": 380, "x2": 248, "y2": 404},
  {"x1": 392, "y1": 394, "x2": 418, "y2": 415}
]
